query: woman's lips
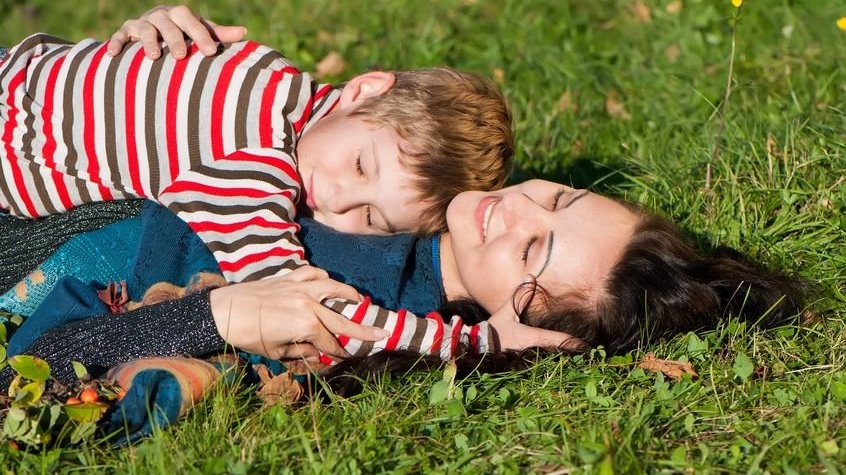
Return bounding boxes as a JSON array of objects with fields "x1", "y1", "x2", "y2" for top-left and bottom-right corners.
[
  {"x1": 475, "y1": 196, "x2": 500, "y2": 243},
  {"x1": 305, "y1": 174, "x2": 318, "y2": 210}
]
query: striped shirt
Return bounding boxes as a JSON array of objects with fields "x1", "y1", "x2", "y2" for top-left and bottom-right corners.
[
  {"x1": 0, "y1": 34, "x2": 497, "y2": 360},
  {"x1": 0, "y1": 33, "x2": 339, "y2": 283}
]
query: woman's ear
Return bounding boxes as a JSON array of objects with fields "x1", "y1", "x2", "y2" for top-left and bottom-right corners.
[{"x1": 336, "y1": 71, "x2": 396, "y2": 109}]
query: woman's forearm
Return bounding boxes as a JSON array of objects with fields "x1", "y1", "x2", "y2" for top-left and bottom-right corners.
[{"x1": 0, "y1": 290, "x2": 224, "y2": 389}]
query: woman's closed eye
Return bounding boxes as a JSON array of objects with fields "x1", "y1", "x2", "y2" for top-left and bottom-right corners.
[{"x1": 521, "y1": 236, "x2": 538, "y2": 264}]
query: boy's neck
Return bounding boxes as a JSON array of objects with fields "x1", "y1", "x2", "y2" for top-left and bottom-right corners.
[{"x1": 438, "y1": 233, "x2": 468, "y2": 301}]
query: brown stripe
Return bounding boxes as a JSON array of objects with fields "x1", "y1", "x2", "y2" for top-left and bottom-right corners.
[
  {"x1": 186, "y1": 52, "x2": 216, "y2": 170},
  {"x1": 279, "y1": 74, "x2": 303, "y2": 141},
  {"x1": 234, "y1": 51, "x2": 280, "y2": 149},
  {"x1": 164, "y1": 200, "x2": 294, "y2": 225},
  {"x1": 0, "y1": 34, "x2": 71, "y2": 86},
  {"x1": 239, "y1": 259, "x2": 302, "y2": 282},
  {"x1": 61, "y1": 41, "x2": 101, "y2": 204},
  {"x1": 20, "y1": 46, "x2": 68, "y2": 214},
  {"x1": 191, "y1": 161, "x2": 296, "y2": 191},
  {"x1": 407, "y1": 315, "x2": 429, "y2": 354},
  {"x1": 198, "y1": 231, "x2": 297, "y2": 257},
  {"x1": 143, "y1": 47, "x2": 169, "y2": 194},
  {"x1": 0, "y1": 165, "x2": 24, "y2": 215},
  {"x1": 102, "y1": 45, "x2": 125, "y2": 194}
]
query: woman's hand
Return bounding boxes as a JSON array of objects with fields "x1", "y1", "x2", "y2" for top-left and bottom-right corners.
[
  {"x1": 486, "y1": 302, "x2": 586, "y2": 352},
  {"x1": 107, "y1": 4, "x2": 247, "y2": 59},
  {"x1": 209, "y1": 266, "x2": 389, "y2": 362}
]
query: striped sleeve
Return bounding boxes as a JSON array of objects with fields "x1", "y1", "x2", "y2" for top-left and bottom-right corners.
[
  {"x1": 320, "y1": 298, "x2": 499, "y2": 363},
  {"x1": 157, "y1": 147, "x2": 305, "y2": 283}
]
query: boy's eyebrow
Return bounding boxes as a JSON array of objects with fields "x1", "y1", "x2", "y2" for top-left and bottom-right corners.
[{"x1": 370, "y1": 138, "x2": 381, "y2": 178}]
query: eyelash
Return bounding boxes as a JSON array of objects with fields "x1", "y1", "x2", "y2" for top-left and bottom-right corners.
[
  {"x1": 521, "y1": 236, "x2": 538, "y2": 263},
  {"x1": 364, "y1": 206, "x2": 372, "y2": 227},
  {"x1": 355, "y1": 155, "x2": 364, "y2": 176},
  {"x1": 551, "y1": 188, "x2": 567, "y2": 209}
]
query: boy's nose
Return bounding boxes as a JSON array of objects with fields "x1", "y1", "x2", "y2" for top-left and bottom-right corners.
[{"x1": 325, "y1": 182, "x2": 363, "y2": 214}]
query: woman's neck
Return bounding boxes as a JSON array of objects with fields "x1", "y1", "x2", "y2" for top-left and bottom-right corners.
[{"x1": 438, "y1": 233, "x2": 469, "y2": 301}]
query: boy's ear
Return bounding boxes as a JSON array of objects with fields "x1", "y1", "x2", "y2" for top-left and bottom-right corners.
[{"x1": 337, "y1": 71, "x2": 396, "y2": 109}]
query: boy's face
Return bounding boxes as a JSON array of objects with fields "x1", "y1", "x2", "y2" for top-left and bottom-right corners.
[{"x1": 296, "y1": 107, "x2": 429, "y2": 235}]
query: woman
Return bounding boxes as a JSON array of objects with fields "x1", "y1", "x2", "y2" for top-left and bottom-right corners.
[{"x1": 0, "y1": 179, "x2": 805, "y2": 391}]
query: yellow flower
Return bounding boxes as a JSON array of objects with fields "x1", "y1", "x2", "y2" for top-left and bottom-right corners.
[
  {"x1": 731, "y1": 0, "x2": 742, "y2": 7},
  {"x1": 838, "y1": 17, "x2": 846, "y2": 31}
]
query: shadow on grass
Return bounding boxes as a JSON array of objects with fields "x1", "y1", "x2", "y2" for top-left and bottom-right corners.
[{"x1": 508, "y1": 156, "x2": 634, "y2": 195}]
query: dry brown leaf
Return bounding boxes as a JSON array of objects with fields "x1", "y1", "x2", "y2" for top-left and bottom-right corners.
[
  {"x1": 570, "y1": 139, "x2": 584, "y2": 156},
  {"x1": 666, "y1": 0, "x2": 683, "y2": 14},
  {"x1": 557, "y1": 90, "x2": 578, "y2": 112},
  {"x1": 633, "y1": 0, "x2": 652, "y2": 23},
  {"x1": 665, "y1": 44, "x2": 681, "y2": 63},
  {"x1": 637, "y1": 352, "x2": 698, "y2": 381},
  {"x1": 315, "y1": 51, "x2": 346, "y2": 78},
  {"x1": 492, "y1": 67, "x2": 505, "y2": 84},
  {"x1": 255, "y1": 365, "x2": 304, "y2": 406},
  {"x1": 605, "y1": 92, "x2": 631, "y2": 120}
]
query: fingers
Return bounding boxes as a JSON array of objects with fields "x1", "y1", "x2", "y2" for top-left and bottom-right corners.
[
  {"x1": 107, "y1": 23, "x2": 132, "y2": 56},
  {"x1": 282, "y1": 266, "x2": 329, "y2": 282},
  {"x1": 505, "y1": 322, "x2": 586, "y2": 351},
  {"x1": 316, "y1": 305, "x2": 389, "y2": 343},
  {"x1": 276, "y1": 342, "x2": 320, "y2": 361},
  {"x1": 211, "y1": 24, "x2": 247, "y2": 43}
]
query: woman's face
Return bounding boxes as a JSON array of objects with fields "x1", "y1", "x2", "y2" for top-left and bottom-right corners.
[{"x1": 445, "y1": 179, "x2": 639, "y2": 314}]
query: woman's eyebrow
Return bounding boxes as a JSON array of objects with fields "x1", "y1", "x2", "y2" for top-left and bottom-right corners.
[{"x1": 563, "y1": 189, "x2": 589, "y2": 209}]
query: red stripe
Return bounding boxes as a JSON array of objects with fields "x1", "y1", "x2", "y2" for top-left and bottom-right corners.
[
  {"x1": 213, "y1": 245, "x2": 304, "y2": 274},
  {"x1": 210, "y1": 42, "x2": 259, "y2": 159},
  {"x1": 291, "y1": 92, "x2": 314, "y2": 134},
  {"x1": 384, "y1": 309, "x2": 407, "y2": 351},
  {"x1": 188, "y1": 216, "x2": 299, "y2": 234},
  {"x1": 469, "y1": 324, "x2": 480, "y2": 354},
  {"x1": 426, "y1": 312, "x2": 445, "y2": 356},
  {"x1": 258, "y1": 70, "x2": 285, "y2": 148},
  {"x1": 337, "y1": 297, "x2": 371, "y2": 347},
  {"x1": 81, "y1": 44, "x2": 113, "y2": 200},
  {"x1": 164, "y1": 44, "x2": 197, "y2": 179},
  {"x1": 2, "y1": 70, "x2": 38, "y2": 216},
  {"x1": 123, "y1": 47, "x2": 146, "y2": 195},
  {"x1": 162, "y1": 180, "x2": 295, "y2": 200},
  {"x1": 449, "y1": 316, "x2": 464, "y2": 358},
  {"x1": 40, "y1": 55, "x2": 73, "y2": 210}
]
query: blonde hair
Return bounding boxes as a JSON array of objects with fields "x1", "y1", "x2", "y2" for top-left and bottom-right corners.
[{"x1": 351, "y1": 67, "x2": 513, "y2": 234}]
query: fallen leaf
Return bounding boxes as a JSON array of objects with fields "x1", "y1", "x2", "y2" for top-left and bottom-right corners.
[
  {"x1": 570, "y1": 139, "x2": 584, "y2": 155},
  {"x1": 637, "y1": 352, "x2": 698, "y2": 380},
  {"x1": 605, "y1": 92, "x2": 631, "y2": 120},
  {"x1": 255, "y1": 365, "x2": 303, "y2": 406},
  {"x1": 315, "y1": 51, "x2": 346, "y2": 78},
  {"x1": 665, "y1": 44, "x2": 681, "y2": 63},
  {"x1": 666, "y1": 0, "x2": 683, "y2": 14},
  {"x1": 632, "y1": 0, "x2": 652, "y2": 23},
  {"x1": 557, "y1": 90, "x2": 578, "y2": 112},
  {"x1": 492, "y1": 67, "x2": 505, "y2": 84}
]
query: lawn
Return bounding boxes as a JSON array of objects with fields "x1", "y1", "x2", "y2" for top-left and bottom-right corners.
[{"x1": 1, "y1": 0, "x2": 845, "y2": 472}]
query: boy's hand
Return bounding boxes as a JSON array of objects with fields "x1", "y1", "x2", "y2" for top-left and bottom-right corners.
[
  {"x1": 107, "y1": 4, "x2": 247, "y2": 60},
  {"x1": 209, "y1": 266, "x2": 388, "y2": 362},
  {"x1": 486, "y1": 300, "x2": 586, "y2": 352}
]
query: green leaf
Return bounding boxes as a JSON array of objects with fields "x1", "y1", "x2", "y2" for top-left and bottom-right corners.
[
  {"x1": 454, "y1": 433, "x2": 469, "y2": 452},
  {"x1": 465, "y1": 385, "x2": 477, "y2": 402},
  {"x1": 71, "y1": 361, "x2": 90, "y2": 381},
  {"x1": 732, "y1": 352, "x2": 754, "y2": 381},
  {"x1": 8, "y1": 355, "x2": 51, "y2": 382},
  {"x1": 585, "y1": 380, "x2": 598, "y2": 399},
  {"x1": 429, "y1": 380, "x2": 450, "y2": 405},
  {"x1": 831, "y1": 381, "x2": 846, "y2": 401},
  {"x1": 12, "y1": 380, "x2": 45, "y2": 407},
  {"x1": 64, "y1": 402, "x2": 109, "y2": 423}
]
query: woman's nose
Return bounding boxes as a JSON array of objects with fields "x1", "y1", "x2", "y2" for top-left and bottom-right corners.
[{"x1": 500, "y1": 192, "x2": 548, "y2": 230}]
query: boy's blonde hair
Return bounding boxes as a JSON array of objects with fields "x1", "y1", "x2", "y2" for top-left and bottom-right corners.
[{"x1": 351, "y1": 67, "x2": 513, "y2": 234}]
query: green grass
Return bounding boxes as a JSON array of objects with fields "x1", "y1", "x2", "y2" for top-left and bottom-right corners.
[{"x1": 2, "y1": 0, "x2": 845, "y2": 472}]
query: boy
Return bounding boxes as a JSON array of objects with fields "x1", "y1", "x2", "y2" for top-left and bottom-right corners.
[{"x1": 0, "y1": 29, "x2": 512, "y2": 283}]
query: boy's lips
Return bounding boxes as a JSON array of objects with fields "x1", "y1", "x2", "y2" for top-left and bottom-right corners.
[
  {"x1": 305, "y1": 174, "x2": 318, "y2": 210},
  {"x1": 475, "y1": 196, "x2": 500, "y2": 243}
]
